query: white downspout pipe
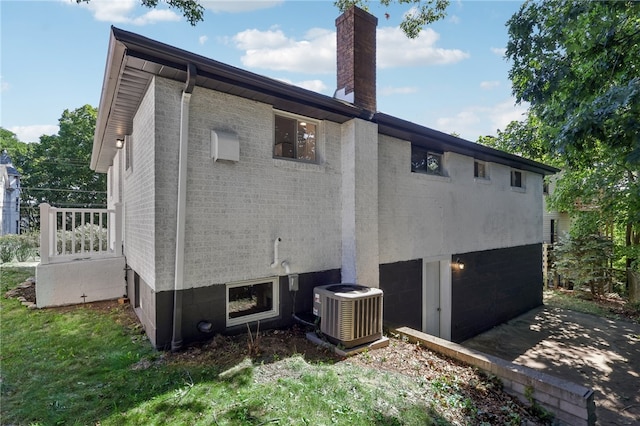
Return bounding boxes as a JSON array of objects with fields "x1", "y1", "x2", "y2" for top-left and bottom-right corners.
[
  {"x1": 270, "y1": 237, "x2": 282, "y2": 269},
  {"x1": 171, "y1": 64, "x2": 196, "y2": 352}
]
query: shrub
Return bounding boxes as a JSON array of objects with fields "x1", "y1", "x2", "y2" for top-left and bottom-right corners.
[
  {"x1": 56, "y1": 224, "x2": 108, "y2": 255},
  {"x1": 0, "y1": 234, "x2": 39, "y2": 263},
  {"x1": 553, "y1": 234, "x2": 614, "y2": 297},
  {"x1": 0, "y1": 238, "x2": 15, "y2": 262}
]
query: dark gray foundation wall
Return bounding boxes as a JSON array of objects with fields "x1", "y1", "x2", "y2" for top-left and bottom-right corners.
[
  {"x1": 133, "y1": 269, "x2": 341, "y2": 350},
  {"x1": 379, "y1": 259, "x2": 422, "y2": 330},
  {"x1": 451, "y1": 243, "x2": 543, "y2": 343}
]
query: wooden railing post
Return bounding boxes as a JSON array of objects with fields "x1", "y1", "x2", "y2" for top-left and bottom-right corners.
[{"x1": 39, "y1": 203, "x2": 50, "y2": 264}]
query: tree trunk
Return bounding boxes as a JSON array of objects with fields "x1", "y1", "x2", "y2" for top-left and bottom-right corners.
[{"x1": 629, "y1": 268, "x2": 640, "y2": 302}]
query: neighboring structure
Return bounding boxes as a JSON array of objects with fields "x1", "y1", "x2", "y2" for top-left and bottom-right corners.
[
  {"x1": 542, "y1": 176, "x2": 572, "y2": 287},
  {"x1": 542, "y1": 176, "x2": 570, "y2": 245},
  {"x1": 90, "y1": 7, "x2": 558, "y2": 349},
  {"x1": 0, "y1": 150, "x2": 21, "y2": 235}
]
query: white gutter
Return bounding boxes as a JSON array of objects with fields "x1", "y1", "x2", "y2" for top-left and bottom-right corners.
[
  {"x1": 171, "y1": 64, "x2": 197, "y2": 352},
  {"x1": 91, "y1": 30, "x2": 127, "y2": 172}
]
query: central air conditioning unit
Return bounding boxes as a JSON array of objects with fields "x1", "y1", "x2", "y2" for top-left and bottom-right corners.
[{"x1": 313, "y1": 284, "x2": 383, "y2": 348}]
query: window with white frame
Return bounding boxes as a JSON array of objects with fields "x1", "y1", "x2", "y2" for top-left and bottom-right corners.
[
  {"x1": 474, "y1": 160, "x2": 489, "y2": 179},
  {"x1": 411, "y1": 146, "x2": 444, "y2": 176},
  {"x1": 511, "y1": 169, "x2": 524, "y2": 188},
  {"x1": 226, "y1": 277, "x2": 279, "y2": 327},
  {"x1": 274, "y1": 113, "x2": 317, "y2": 162}
]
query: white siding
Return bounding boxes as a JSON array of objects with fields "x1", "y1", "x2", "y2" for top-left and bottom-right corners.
[{"x1": 378, "y1": 134, "x2": 544, "y2": 264}]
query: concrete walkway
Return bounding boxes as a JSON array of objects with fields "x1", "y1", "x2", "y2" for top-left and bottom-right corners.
[{"x1": 463, "y1": 305, "x2": 640, "y2": 425}]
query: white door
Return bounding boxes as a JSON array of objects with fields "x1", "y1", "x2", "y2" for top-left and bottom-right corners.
[{"x1": 423, "y1": 261, "x2": 441, "y2": 336}]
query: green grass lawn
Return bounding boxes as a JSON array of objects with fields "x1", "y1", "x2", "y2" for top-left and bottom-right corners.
[
  {"x1": 0, "y1": 267, "x2": 451, "y2": 425},
  {"x1": 8, "y1": 266, "x2": 609, "y2": 425}
]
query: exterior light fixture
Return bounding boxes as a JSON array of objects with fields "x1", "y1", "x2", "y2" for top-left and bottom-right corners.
[
  {"x1": 455, "y1": 258, "x2": 465, "y2": 270},
  {"x1": 116, "y1": 138, "x2": 124, "y2": 149}
]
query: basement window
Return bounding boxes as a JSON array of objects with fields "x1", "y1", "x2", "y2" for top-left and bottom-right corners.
[
  {"x1": 274, "y1": 113, "x2": 317, "y2": 163},
  {"x1": 226, "y1": 277, "x2": 279, "y2": 327},
  {"x1": 411, "y1": 146, "x2": 444, "y2": 176}
]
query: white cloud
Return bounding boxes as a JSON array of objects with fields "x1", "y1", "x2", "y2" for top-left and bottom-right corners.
[
  {"x1": 71, "y1": 0, "x2": 180, "y2": 25},
  {"x1": 231, "y1": 23, "x2": 468, "y2": 75},
  {"x1": 491, "y1": 47, "x2": 507, "y2": 57},
  {"x1": 276, "y1": 78, "x2": 328, "y2": 93},
  {"x1": 434, "y1": 98, "x2": 529, "y2": 141},
  {"x1": 480, "y1": 81, "x2": 500, "y2": 90},
  {"x1": 9, "y1": 125, "x2": 59, "y2": 143},
  {"x1": 449, "y1": 15, "x2": 461, "y2": 24},
  {"x1": 199, "y1": 35, "x2": 208, "y2": 45},
  {"x1": 131, "y1": 9, "x2": 180, "y2": 25},
  {"x1": 200, "y1": 0, "x2": 283, "y2": 13},
  {"x1": 0, "y1": 76, "x2": 9, "y2": 92},
  {"x1": 381, "y1": 86, "x2": 419, "y2": 96},
  {"x1": 377, "y1": 27, "x2": 469, "y2": 68},
  {"x1": 234, "y1": 27, "x2": 335, "y2": 74}
]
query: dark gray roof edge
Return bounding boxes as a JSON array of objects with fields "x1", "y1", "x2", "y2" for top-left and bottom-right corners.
[
  {"x1": 105, "y1": 26, "x2": 559, "y2": 176},
  {"x1": 110, "y1": 26, "x2": 368, "y2": 121},
  {"x1": 375, "y1": 113, "x2": 559, "y2": 176}
]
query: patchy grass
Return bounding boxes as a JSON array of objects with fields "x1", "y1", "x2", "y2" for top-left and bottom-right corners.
[
  {"x1": 544, "y1": 288, "x2": 640, "y2": 323},
  {"x1": 1, "y1": 266, "x2": 541, "y2": 425}
]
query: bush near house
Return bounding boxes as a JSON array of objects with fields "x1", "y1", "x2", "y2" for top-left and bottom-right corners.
[
  {"x1": 56, "y1": 224, "x2": 108, "y2": 255},
  {"x1": 0, "y1": 233, "x2": 38, "y2": 263},
  {"x1": 553, "y1": 233, "x2": 622, "y2": 297}
]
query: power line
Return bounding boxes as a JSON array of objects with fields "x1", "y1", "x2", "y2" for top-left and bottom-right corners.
[{"x1": 20, "y1": 187, "x2": 107, "y2": 194}]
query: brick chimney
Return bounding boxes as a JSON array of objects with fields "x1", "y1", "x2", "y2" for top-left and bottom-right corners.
[{"x1": 335, "y1": 6, "x2": 378, "y2": 113}]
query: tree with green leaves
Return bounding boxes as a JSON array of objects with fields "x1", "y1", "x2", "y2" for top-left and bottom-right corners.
[
  {"x1": 0, "y1": 128, "x2": 31, "y2": 169},
  {"x1": 76, "y1": 0, "x2": 449, "y2": 38},
  {"x1": 502, "y1": 0, "x2": 639, "y2": 271},
  {"x1": 19, "y1": 105, "x2": 107, "y2": 230},
  {"x1": 336, "y1": 0, "x2": 449, "y2": 38},
  {"x1": 77, "y1": 0, "x2": 204, "y2": 25}
]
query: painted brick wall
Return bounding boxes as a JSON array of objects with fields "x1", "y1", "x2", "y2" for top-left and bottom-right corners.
[
  {"x1": 379, "y1": 259, "x2": 422, "y2": 329},
  {"x1": 148, "y1": 79, "x2": 344, "y2": 292},
  {"x1": 450, "y1": 244, "x2": 543, "y2": 342},
  {"x1": 153, "y1": 77, "x2": 182, "y2": 293},
  {"x1": 378, "y1": 134, "x2": 544, "y2": 265},
  {"x1": 341, "y1": 119, "x2": 379, "y2": 287},
  {"x1": 124, "y1": 77, "x2": 157, "y2": 289}
]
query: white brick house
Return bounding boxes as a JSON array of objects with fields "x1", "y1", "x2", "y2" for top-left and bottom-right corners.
[{"x1": 92, "y1": 7, "x2": 558, "y2": 349}]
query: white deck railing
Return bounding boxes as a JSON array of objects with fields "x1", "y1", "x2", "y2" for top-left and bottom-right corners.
[{"x1": 39, "y1": 203, "x2": 122, "y2": 265}]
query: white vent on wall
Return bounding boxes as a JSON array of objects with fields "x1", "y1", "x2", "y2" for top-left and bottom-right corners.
[
  {"x1": 211, "y1": 130, "x2": 239, "y2": 162},
  {"x1": 313, "y1": 284, "x2": 383, "y2": 348}
]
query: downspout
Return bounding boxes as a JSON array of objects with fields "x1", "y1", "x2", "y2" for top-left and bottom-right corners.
[{"x1": 171, "y1": 63, "x2": 197, "y2": 352}]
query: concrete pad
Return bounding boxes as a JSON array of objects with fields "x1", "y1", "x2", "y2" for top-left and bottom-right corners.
[
  {"x1": 306, "y1": 332, "x2": 389, "y2": 356},
  {"x1": 463, "y1": 305, "x2": 640, "y2": 426}
]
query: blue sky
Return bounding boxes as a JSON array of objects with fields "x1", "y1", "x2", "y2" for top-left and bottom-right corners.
[{"x1": 1, "y1": 0, "x2": 528, "y2": 143}]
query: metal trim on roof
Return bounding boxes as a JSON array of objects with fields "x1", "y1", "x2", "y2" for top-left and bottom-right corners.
[{"x1": 91, "y1": 26, "x2": 558, "y2": 176}]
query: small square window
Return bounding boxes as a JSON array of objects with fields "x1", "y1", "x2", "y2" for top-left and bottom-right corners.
[
  {"x1": 274, "y1": 114, "x2": 317, "y2": 162},
  {"x1": 511, "y1": 170, "x2": 524, "y2": 188},
  {"x1": 411, "y1": 146, "x2": 443, "y2": 176},
  {"x1": 474, "y1": 160, "x2": 488, "y2": 179},
  {"x1": 543, "y1": 180, "x2": 549, "y2": 194},
  {"x1": 226, "y1": 277, "x2": 279, "y2": 327}
]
